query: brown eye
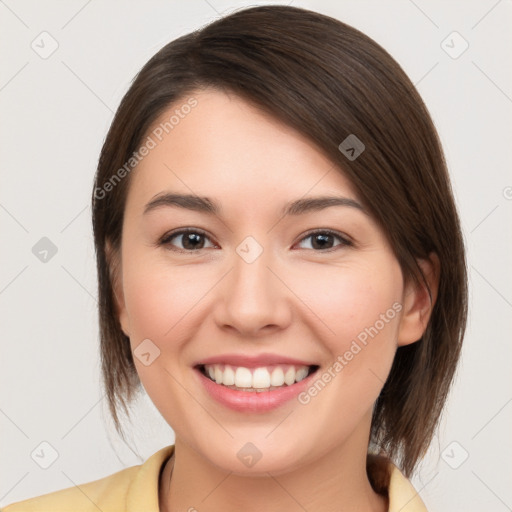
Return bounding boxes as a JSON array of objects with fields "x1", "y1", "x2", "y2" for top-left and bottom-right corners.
[
  {"x1": 296, "y1": 230, "x2": 352, "y2": 251},
  {"x1": 160, "y1": 229, "x2": 216, "y2": 252}
]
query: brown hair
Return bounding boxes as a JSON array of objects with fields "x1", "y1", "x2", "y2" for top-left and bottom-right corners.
[{"x1": 91, "y1": 5, "x2": 467, "y2": 479}]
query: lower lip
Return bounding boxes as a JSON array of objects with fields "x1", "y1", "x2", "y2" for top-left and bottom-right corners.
[{"x1": 194, "y1": 367, "x2": 318, "y2": 413}]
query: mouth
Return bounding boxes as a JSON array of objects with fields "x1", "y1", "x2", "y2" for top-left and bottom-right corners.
[{"x1": 195, "y1": 363, "x2": 320, "y2": 392}]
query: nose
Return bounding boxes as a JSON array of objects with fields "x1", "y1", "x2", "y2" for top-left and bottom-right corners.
[{"x1": 213, "y1": 241, "x2": 292, "y2": 338}]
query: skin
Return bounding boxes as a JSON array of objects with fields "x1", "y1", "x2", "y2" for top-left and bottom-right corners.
[{"x1": 108, "y1": 88, "x2": 439, "y2": 512}]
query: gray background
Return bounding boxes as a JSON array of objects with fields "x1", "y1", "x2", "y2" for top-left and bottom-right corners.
[{"x1": 1, "y1": 1, "x2": 511, "y2": 510}]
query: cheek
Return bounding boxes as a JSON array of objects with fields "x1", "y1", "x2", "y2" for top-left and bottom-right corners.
[
  {"x1": 292, "y1": 259, "x2": 403, "y2": 413},
  {"x1": 121, "y1": 257, "x2": 201, "y2": 427},
  {"x1": 296, "y1": 266, "x2": 402, "y2": 418},
  {"x1": 123, "y1": 256, "x2": 198, "y2": 342},
  {"x1": 295, "y1": 261, "x2": 402, "y2": 348}
]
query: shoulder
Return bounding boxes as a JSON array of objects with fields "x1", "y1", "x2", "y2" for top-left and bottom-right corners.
[
  {"x1": 1, "y1": 465, "x2": 139, "y2": 512},
  {"x1": 367, "y1": 454, "x2": 429, "y2": 512},
  {"x1": 1, "y1": 445, "x2": 174, "y2": 512}
]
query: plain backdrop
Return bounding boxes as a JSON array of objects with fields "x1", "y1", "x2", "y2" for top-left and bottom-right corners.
[{"x1": 1, "y1": 1, "x2": 511, "y2": 511}]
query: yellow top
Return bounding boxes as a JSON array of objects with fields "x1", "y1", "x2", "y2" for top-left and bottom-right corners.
[{"x1": 1, "y1": 445, "x2": 428, "y2": 512}]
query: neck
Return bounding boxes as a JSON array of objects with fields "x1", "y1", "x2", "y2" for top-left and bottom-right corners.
[{"x1": 159, "y1": 433, "x2": 388, "y2": 512}]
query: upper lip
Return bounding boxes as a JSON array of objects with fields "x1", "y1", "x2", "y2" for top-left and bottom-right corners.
[{"x1": 194, "y1": 352, "x2": 318, "y2": 368}]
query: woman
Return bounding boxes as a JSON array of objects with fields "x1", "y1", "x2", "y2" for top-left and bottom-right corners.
[{"x1": 2, "y1": 5, "x2": 467, "y2": 512}]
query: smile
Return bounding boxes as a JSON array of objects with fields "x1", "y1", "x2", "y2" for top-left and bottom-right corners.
[
  {"x1": 194, "y1": 363, "x2": 320, "y2": 412},
  {"x1": 198, "y1": 363, "x2": 318, "y2": 391}
]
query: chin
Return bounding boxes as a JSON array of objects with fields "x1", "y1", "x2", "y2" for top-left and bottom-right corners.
[{"x1": 197, "y1": 438, "x2": 306, "y2": 476}]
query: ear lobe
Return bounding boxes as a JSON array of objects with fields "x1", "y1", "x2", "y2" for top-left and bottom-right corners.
[
  {"x1": 397, "y1": 252, "x2": 440, "y2": 347},
  {"x1": 105, "y1": 239, "x2": 130, "y2": 338}
]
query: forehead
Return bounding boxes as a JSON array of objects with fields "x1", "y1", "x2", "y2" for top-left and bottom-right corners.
[{"x1": 125, "y1": 89, "x2": 361, "y2": 217}]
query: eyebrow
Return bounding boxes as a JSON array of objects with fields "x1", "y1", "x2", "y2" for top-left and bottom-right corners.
[{"x1": 143, "y1": 193, "x2": 369, "y2": 217}]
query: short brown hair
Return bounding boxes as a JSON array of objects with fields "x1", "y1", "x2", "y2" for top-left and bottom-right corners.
[{"x1": 91, "y1": 5, "x2": 468, "y2": 478}]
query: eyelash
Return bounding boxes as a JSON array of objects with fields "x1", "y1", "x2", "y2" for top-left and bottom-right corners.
[{"x1": 158, "y1": 228, "x2": 353, "y2": 253}]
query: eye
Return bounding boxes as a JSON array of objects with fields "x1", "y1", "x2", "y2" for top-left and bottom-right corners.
[
  {"x1": 295, "y1": 229, "x2": 352, "y2": 251},
  {"x1": 159, "y1": 228, "x2": 217, "y2": 252},
  {"x1": 159, "y1": 228, "x2": 352, "y2": 253}
]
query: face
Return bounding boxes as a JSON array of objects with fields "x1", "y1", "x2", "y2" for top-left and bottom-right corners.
[{"x1": 111, "y1": 88, "x2": 430, "y2": 475}]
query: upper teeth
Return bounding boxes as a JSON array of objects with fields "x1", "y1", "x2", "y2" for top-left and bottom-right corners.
[{"x1": 204, "y1": 364, "x2": 310, "y2": 389}]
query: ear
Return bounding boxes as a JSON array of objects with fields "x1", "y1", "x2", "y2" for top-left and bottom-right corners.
[
  {"x1": 105, "y1": 239, "x2": 131, "y2": 338},
  {"x1": 397, "y1": 252, "x2": 440, "y2": 347}
]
